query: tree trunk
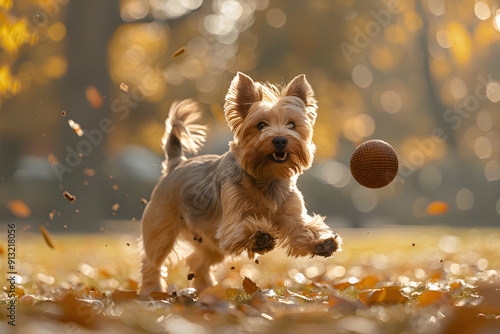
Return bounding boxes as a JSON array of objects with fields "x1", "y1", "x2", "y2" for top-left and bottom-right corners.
[{"x1": 60, "y1": 0, "x2": 122, "y2": 231}]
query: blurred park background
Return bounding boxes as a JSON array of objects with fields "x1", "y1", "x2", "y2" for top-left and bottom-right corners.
[{"x1": 1, "y1": 0, "x2": 499, "y2": 232}]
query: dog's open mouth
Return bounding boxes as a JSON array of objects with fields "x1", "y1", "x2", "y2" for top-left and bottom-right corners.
[{"x1": 271, "y1": 151, "x2": 288, "y2": 163}]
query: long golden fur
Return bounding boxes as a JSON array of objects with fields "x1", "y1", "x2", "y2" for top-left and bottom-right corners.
[{"x1": 138, "y1": 72, "x2": 342, "y2": 295}]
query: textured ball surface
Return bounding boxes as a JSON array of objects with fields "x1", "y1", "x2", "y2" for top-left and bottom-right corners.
[{"x1": 350, "y1": 140, "x2": 399, "y2": 189}]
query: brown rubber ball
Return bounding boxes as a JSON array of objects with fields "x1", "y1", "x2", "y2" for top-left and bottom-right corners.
[{"x1": 350, "y1": 139, "x2": 399, "y2": 189}]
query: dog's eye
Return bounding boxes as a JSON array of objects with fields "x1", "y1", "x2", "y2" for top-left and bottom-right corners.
[
  {"x1": 257, "y1": 122, "x2": 267, "y2": 130},
  {"x1": 286, "y1": 121, "x2": 295, "y2": 129}
]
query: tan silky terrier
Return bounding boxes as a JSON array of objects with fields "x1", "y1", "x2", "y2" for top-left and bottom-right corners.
[{"x1": 138, "y1": 72, "x2": 342, "y2": 295}]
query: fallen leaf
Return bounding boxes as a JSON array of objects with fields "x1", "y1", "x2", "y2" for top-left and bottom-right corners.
[
  {"x1": 418, "y1": 290, "x2": 450, "y2": 307},
  {"x1": 55, "y1": 293, "x2": 97, "y2": 328},
  {"x1": 331, "y1": 280, "x2": 353, "y2": 291},
  {"x1": 8, "y1": 199, "x2": 31, "y2": 218},
  {"x1": 242, "y1": 276, "x2": 260, "y2": 295},
  {"x1": 111, "y1": 289, "x2": 138, "y2": 302},
  {"x1": 356, "y1": 275, "x2": 379, "y2": 290},
  {"x1": 119, "y1": 82, "x2": 128, "y2": 92},
  {"x1": 127, "y1": 278, "x2": 138, "y2": 290},
  {"x1": 450, "y1": 280, "x2": 462, "y2": 290},
  {"x1": 284, "y1": 289, "x2": 312, "y2": 302},
  {"x1": 83, "y1": 168, "x2": 95, "y2": 176},
  {"x1": 98, "y1": 268, "x2": 111, "y2": 279},
  {"x1": 63, "y1": 191, "x2": 76, "y2": 202},
  {"x1": 477, "y1": 280, "x2": 500, "y2": 312},
  {"x1": 198, "y1": 285, "x2": 225, "y2": 306},
  {"x1": 225, "y1": 288, "x2": 239, "y2": 300},
  {"x1": 19, "y1": 294, "x2": 35, "y2": 305},
  {"x1": 150, "y1": 291, "x2": 171, "y2": 300},
  {"x1": 14, "y1": 287, "x2": 25, "y2": 298},
  {"x1": 79, "y1": 287, "x2": 102, "y2": 300},
  {"x1": 358, "y1": 286, "x2": 408, "y2": 305},
  {"x1": 171, "y1": 46, "x2": 186, "y2": 58},
  {"x1": 427, "y1": 201, "x2": 449, "y2": 216},
  {"x1": 328, "y1": 295, "x2": 366, "y2": 311},
  {"x1": 47, "y1": 153, "x2": 58, "y2": 165},
  {"x1": 85, "y1": 85, "x2": 103, "y2": 109},
  {"x1": 430, "y1": 272, "x2": 442, "y2": 282},
  {"x1": 68, "y1": 119, "x2": 84, "y2": 137},
  {"x1": 442, "y1": 304, "x2": 500, "y2": 334},
  {"x1": 39, "y1": 225, "x2": 55, "y2": 249},
  {"x1": 251, "y1": 289, "x2": 265, "y2": 310}
]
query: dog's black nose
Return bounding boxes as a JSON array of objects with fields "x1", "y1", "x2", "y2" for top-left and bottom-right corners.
[{"x1": 272, "y1": 136, "x2": 288, "y2": 150}]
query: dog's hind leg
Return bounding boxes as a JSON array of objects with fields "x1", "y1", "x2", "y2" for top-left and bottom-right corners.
[
  {"x1": 186, "y1": 244, "x2": 224, "y2": 293},
  {"x1": 138, "y1": 205, "x2": 179, "y2": 295}
]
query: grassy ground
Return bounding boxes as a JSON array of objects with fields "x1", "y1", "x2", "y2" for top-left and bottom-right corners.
[{"x1": 1, "y1": 226, "x2": 500, "y2": 333}]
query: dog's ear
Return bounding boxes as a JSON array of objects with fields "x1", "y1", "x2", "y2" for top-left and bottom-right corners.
[
  {"x1": 284, "y1": 74, "x2": 317, "y2": 123},
  {"x1": 284, "y1": 74, "x2": 315, "y2": 107},
  {"x1": 224, "y1": 72, "x2": 263, "y2": 133}
]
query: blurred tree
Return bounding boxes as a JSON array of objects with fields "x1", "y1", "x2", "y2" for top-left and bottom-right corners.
[
  {"x1": 58, "y1": 0, "x2": 122, "y2": 229},
  {"x1": 1, "y1": 0, "x2": 499, "y2": 228}
]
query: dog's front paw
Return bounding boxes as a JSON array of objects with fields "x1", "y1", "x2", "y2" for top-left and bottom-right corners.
[
  {"x1": 250, "y1": 230, "x2": 276, "y2": 254},
  {"x1": 313, "y1": 235, "x2": 341, "y2": 257}
]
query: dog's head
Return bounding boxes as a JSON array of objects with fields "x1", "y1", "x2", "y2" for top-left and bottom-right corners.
[{"x1": 224, "y1": 72, "x2": 317, "y2": 179}]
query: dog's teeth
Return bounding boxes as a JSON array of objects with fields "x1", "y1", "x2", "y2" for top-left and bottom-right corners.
[{"x1": 273, "y1": 152, "x2": 287, "y2": 161}]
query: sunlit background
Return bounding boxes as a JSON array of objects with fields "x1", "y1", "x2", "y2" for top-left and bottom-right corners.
[{"x1": 1, "y1": 0, "x2": 500, "y2": 231}]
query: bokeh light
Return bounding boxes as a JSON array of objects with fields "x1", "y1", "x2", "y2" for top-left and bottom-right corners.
[
  {"x1": 476, "y1": 111, "x2": 493, "y2": 132},
  {"x1": 439, "y1": 235, "x2": 461, "y2": 253},
  {"x1": 342, "y1": 114, "x2": 375, "y2": 142},
  {"x1": 266, "y1": 8, "x2": 286, "y2": 28},
  {"x1": 413, "y1": 196, "x2": 430, "y2": 218},
  {"x1": 436, "y1": 29, "x2": 453, "y2": 48},
  {"x1": 351, "y1": 188, "x2": 377, "y2": 213},
  {"x1": 48, "y1": 22, "x2": 66, "y2": 42},
  {"x1": 455, "y1": 188, "x2": 474, "y2": 210},
  {"x1": 493, "y1": 9, "x2": 500, "y2": 31},
  {"x1": 474, "y1": 136, "x2": 493, "y2": 159},
  {"x1": 41, "y1": 55, "x2": 67, "y2": 79},
  {"x1": 108, "y1": 22, "x2": 169, "y2": 99},
  {"x1": 474, "y1": 1, "x2": 491, "y2": 20},
  {"x1": 380, "y1": 90, "x2": 402, "y2": 114},
  {"x1": 484, "y1": 160, "x2": 500, "y2": 181},
  {"x1": 320, "y1": 160, "x2": 351, "y2": 188},
  {"x1": 428, "y1": 0, "x2": 445, "y2": 16},
  {"x1": 418, "y1": 165, "x2": 442, "y2": 190},
  {"x1": 120, "y1": 0, "x2": 148, "y2": 21},
  {"x1": 351, "y1": 64, "x2": 373, "y2": 88},
  {"x1": 486, "y1": 80, "x2": 500, "y2": 102},
  {"x1": 449, "y1": 77, "x2": 468, "y2": 99}
]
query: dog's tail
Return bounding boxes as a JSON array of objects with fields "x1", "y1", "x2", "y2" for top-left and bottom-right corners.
[{"x1": 161, "y1": 99, "x2": 207, "y2": 173}]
